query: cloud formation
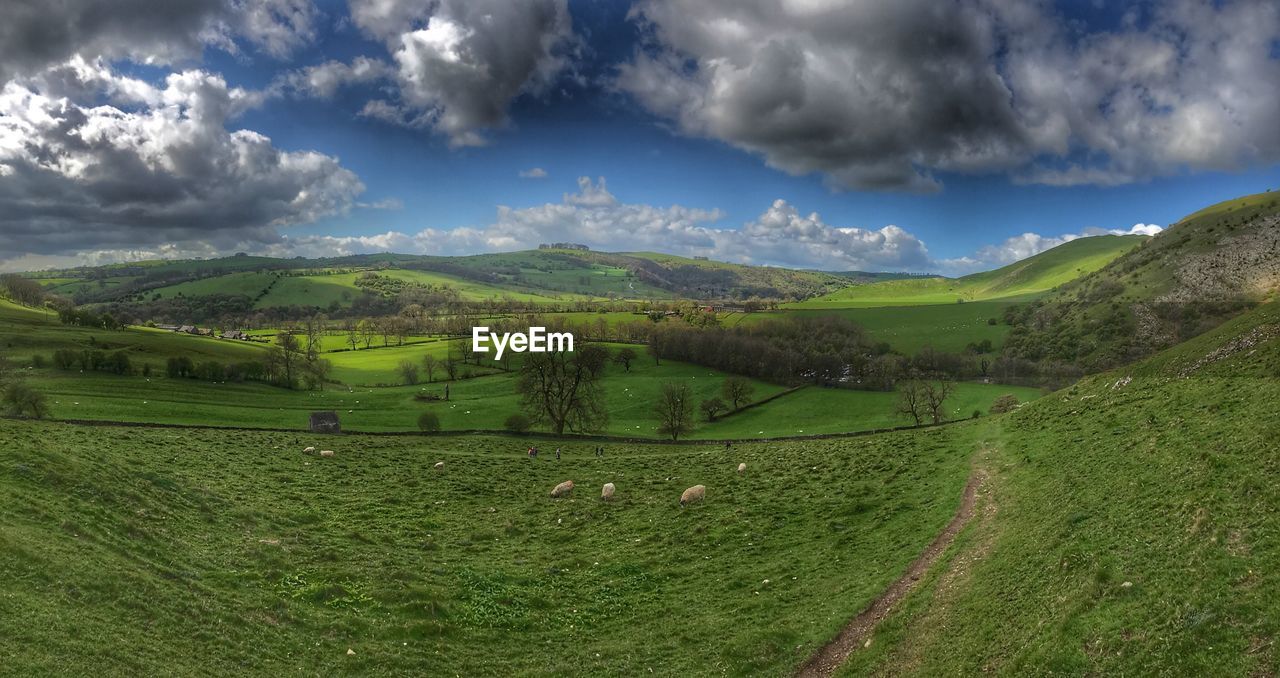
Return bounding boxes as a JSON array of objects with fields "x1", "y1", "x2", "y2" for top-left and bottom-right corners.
[
  {"x1": 0, "y1": 0, "x2": 319, "y2": 84},
  {"x1": 618, "y1": 0, "x2": 1280, "y2": 191},
  {"x1": 333, "y1": 0, "x2": 577, "y2": 146},
  {"x1": 0, "y1": 58, "x2": 364, "y2": 259}
]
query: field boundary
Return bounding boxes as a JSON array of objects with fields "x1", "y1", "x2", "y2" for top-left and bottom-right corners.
[
  {"x1": 1, "y1": 414, "x2": 966, "y2": 445},
  {"x1": 793, "y1": 465, "x2": 990, "y2": 677},
  {"x1": 711, "y1": 384, "x2": 809, "y2": 421}
]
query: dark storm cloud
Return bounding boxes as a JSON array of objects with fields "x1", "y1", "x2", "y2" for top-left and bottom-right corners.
[
  {"x1": 618, "y1": 0, "x2": 1280, "y2": 191},
  {"x1": 0, "y1": 0, "x2": 318, "y2": 84}
]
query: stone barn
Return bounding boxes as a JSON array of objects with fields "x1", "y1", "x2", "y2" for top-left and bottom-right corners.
[{"x1": 309, "y1": 411, "x2": 341, "y2": 434}]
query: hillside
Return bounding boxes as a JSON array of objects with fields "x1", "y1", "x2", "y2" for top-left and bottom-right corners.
[
  {"x1": 1002, "y1": 191, "x2": 1280, "y2": 369},
  {"x1": 0, "y1": 419, "x2": 982, "y2": 676},
  {"x1": 791, "y1": 235, "x2": 1147, "y2": 308},
  {"x1": 22, "y1": 248, "x2": 853, "y2": 317},
  {"x1": 843, "y1": 299, "x2": 1280, "y2": 675}
]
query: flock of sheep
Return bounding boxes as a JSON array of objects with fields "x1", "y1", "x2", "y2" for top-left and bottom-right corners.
[{"x1": 300, "y1": 446, "x2": 749, "y2": 506}]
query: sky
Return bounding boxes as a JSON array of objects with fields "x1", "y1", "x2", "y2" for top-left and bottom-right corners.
[{"x1": 2, "y1": 0, "x2": 1280, "y2": 275}]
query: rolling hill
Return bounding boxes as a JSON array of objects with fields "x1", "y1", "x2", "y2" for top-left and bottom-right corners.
[
  {"x1": 1001, "y1": 191, "x2": 1280, "y2": 369},
  {"x1": 791, "y1": 234, "x2": 1148, "y2": 308}
]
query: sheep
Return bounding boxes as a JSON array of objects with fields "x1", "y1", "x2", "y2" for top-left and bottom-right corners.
[
  {"x1": 737, "y1": 462, "x2": 746, "y2": 474},
  {"x1": 303, "y1": 446, "x2": 316, "y2": 454},
  {"x1": 434, "y1": 461, "x2": 445, "y2": 470},
  {"x1": 550, "y1": 480, "x2": 574, "y2": 498},
  {"x1": 319, "y1": 450, "x2": 335, "y2": 458},
  {"x1": 680, "y1": 485, "x2": 706, "y2": 506},
  {"x1": 601, "y1": 482, "x2": 615, "y2": 501}
]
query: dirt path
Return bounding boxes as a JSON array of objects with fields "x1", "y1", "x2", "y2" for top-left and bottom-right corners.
[{"x1": 793, "y1": 465, "x2": 991, "y2": 678}]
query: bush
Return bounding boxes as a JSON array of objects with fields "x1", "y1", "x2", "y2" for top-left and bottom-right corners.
[
  {"x1": 504, "y1": 413, "x2": 532, "y2": 433},
  {"x1": 989, "y1": 393, "x2": 1021, "y2": 414},
  {"x1": 30, "y1": 354, "x2": 46, "y2": 368},
  {"x1": 417, "y1": 411, "x2": 441, "y2": 433},
  {"x1": 3, "y1": 382, "x2": 49, "y2": 419}
]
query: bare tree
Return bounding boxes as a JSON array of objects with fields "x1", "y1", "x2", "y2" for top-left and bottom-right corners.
[
  {"x1": 613, "y1": 347, "x2": 637, "y2": 372},
  {"x1": 699, "y1": 396, "x2": 725, "y2": 422},
  {"x1": 422, "y1": 354, "x2": 440, "y2": 383},
  {"x1": 896, "y1": 379, "x2": 926, "y2": 425},
  {"x1": 654, "y1": 381, "x2": 694, "y2": 440},
  {"x1": 922, "y1": 379, "x2": 956, "y2": 424},
  {"x1": 516, "y1": 344, "x2": 609, "y2": 435},
  {"x1": 722, "y1": 376, "x2": 755, "y2": 411},
  {"x1": 398, "y1": 360, "x2": 420, "y2": 385}
]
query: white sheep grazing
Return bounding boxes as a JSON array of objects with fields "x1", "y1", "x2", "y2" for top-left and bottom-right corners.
[
  {"x1": 680, "y1": 484, "x2": 706, "y2": 506},
  {"x1": 601, "y1": 482, "x2": 615, "y2": 501},
  {"x1": 737, "y1": 462, "x2": 746, "y2": 474},
  {"x1": 434, "y1": 461, "x2": 445, "y2": 470},
  {"x1": 304, "y1": 446, "x2": 316, "y2": 454},
  {"x1": 319, "y1": 450, "x2": 335, "y2": 458},
  {"x1": 550, "y1": 480, "x2": 575, "y2": 498}
]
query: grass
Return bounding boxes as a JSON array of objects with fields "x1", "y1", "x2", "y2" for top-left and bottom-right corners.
[
  {"x1": 792, "y1": 235, "x2": 1145, "y2": 309},
  {"x1": 0, "y1": 417, "x2": 980, "y2": 675},
  {"x1": 730, "y1": 302, "x2": 1017, "y2": 354},
  {"x1": 841, "y1": 299, "x2": 1280, "y2": 675}
]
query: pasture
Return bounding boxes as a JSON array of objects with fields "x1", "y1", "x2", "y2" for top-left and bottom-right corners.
[{"x1": 0, "y1": 416, "x2": 979, "y2": 676}]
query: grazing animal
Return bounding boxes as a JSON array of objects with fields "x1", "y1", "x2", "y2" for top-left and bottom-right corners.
[
  {"x1": 550, "y1": 480, "x2": 575, "y2": 498},
  {"x1": 601, "y1": 482, "x2": 615, "y2": 501},
  {"x1": 319, "y1": 450, "x2": 335, "y2": 458},
  {"x1": 434, "y1": 461, "x2": 444, "y2": 470},
  {"x1": 303, "y1": 446, "x2": 316, "y2": 454},
  {"x1": 737, "y1": 462, "x2": 746, "y2": 474},
  {"x1": 680, "y1": 485, "x2": 706, "y2": 506}
]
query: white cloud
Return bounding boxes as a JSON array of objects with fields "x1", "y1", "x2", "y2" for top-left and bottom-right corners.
[
  {"x1": 519, "y1": 167, "x2": 548, "y2": 179},
  {"x1": 0, "y1": 58, "x2": 364, "y2": 259}
]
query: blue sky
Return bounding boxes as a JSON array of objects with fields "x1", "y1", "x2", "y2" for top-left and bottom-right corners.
[{"x1": 2, "y1": 0, "x2": 1280, "y2": 273}]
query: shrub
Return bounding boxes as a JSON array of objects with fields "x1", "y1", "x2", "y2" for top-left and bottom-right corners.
[
  {"x1": 503, "y1": 413, "x2": 532, "y2": 433},
  {"x1": 989, "y1": 393, "x2": 1021, "y2": 414},
  {"x1": 417, "y1": 411, "x2": 441, "y2": 433},
  {"x1": 3, "y1": 382, "x2": 49, "y2": 419},
  {"x1": 30, "y1": 354, "x2": 46, "y2": 368}
]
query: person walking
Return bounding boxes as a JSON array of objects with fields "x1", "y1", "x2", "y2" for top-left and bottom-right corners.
[{"x1": 555, "y1": 447, "x2": 561, "y2": 460}]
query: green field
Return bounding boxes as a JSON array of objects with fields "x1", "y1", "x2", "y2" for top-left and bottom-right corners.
[
  {"x1": 0, "y1": 417, "x2": 979, "y2": 675},
  {"x1": 839, "y1": 300, "x2": 1280, "y2": 675},
  {"x1": 730, "y1": 302, "x2": 1017, "y2": 354},
  {"x1": 793, "y1": 235, "x2": 1145, "y2": 309}
]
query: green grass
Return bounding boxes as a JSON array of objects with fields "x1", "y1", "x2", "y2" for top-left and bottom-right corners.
[
  {"x1": 841, "y1": 299, "x2": 1280, "y2": 675},
  {"x1": 793, "y1": 235, "x2": 1146, "y2": 309},
  {"x1": 0, "y1": 300, "x2": 268, "y2": 370},
  {"x1": 730, "y1": 302, "x2": 1016, "y2": 354},
  {"x1": 0, "y1": 417, "x2": 979, "y2": 675},
  {"x1": 694, "y1": 382, "x2": 1043, "y2": 439}
]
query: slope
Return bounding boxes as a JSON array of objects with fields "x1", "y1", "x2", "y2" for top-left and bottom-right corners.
[
  {"x1": 1001, "y1": 191, "x2": 1280, "y2": 369},
  {"x1": 842, "y1": 299, "x2": 1280, "y2": 675},
  {"x1": 792, "y1": 235, "x2": 1147, "y2": 308}
]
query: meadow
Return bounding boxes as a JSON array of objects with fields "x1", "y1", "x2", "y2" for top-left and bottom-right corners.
[
  {"x1": 728, "y1": 303, "x2": 1017, "y2": 354},
  {"x1": 0, "y1": 417, "x2": 979, "y2": 676}
]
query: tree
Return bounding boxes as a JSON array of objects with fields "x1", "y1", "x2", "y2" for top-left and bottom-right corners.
[
  {"x1": 613, "y1": 347, "x2": 637, "y2": 372},
  {"x1": 398, "y1": 360, "x2": 420, "y2": 385},
  {"x1": 990, "y1": 393, "x2": 1020, "y2": 414},
  {"x1": 896, "y1": 379, "x2": 926, "y2": 426},
  {"x1": 699, "y1": 396, "x2": 726, "y2": 422},
  {"x1": 303, "y1": 358, "x2": 332, "y2": 390},
  {"x1": 921, "y1": 379, "x2": 956, "y2": 424},
  {"x1": 654, "y1": 381, "x2": 694, "y2": 441},
  {"x1": 722, "y1": 376, "x2": 755, "y2": 411},
  {"x1": 274, "y1": 331, "x2": 302, "y2": 389},
  {"x1": 346, "y1": 326, "x2": 359, "y2": 351},
  {"x1": 515, "y1": 344, "x2": 609, "y2": 435},
  {"x1": 357, "y1": 319, "x2": 375, "y2": 349},
  {"x1": 417, "y1": 411, "x2": 441, "y2": 432},
  {"x1": 422, "y1": 354, "x2": 440, "y2": 382},
  {"x1": 3, "y1": 382, "x2": 49, "y2": 419}
]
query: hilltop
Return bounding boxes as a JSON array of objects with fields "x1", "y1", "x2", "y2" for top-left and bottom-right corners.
[
  {"x1": 1001, "y1": 191, "x2": 1280, "y2": 369},
  {"x1": 791, "y1": 234, "x2": 1147, "y2": 308}
]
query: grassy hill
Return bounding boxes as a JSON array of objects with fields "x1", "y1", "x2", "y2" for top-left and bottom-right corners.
[
  {"x1": 792, "y1": 235, "x2": 1147, "y2": 308},
  {"x1": 0, "y1": 418, "x2": 982, "y2": 675},
  {"x1": 843, "y1": 298, "x2": 1280, "y2": 675},
  {"x1": 1001, "y1": 191, "x2": 1280, "y2": 369}
]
